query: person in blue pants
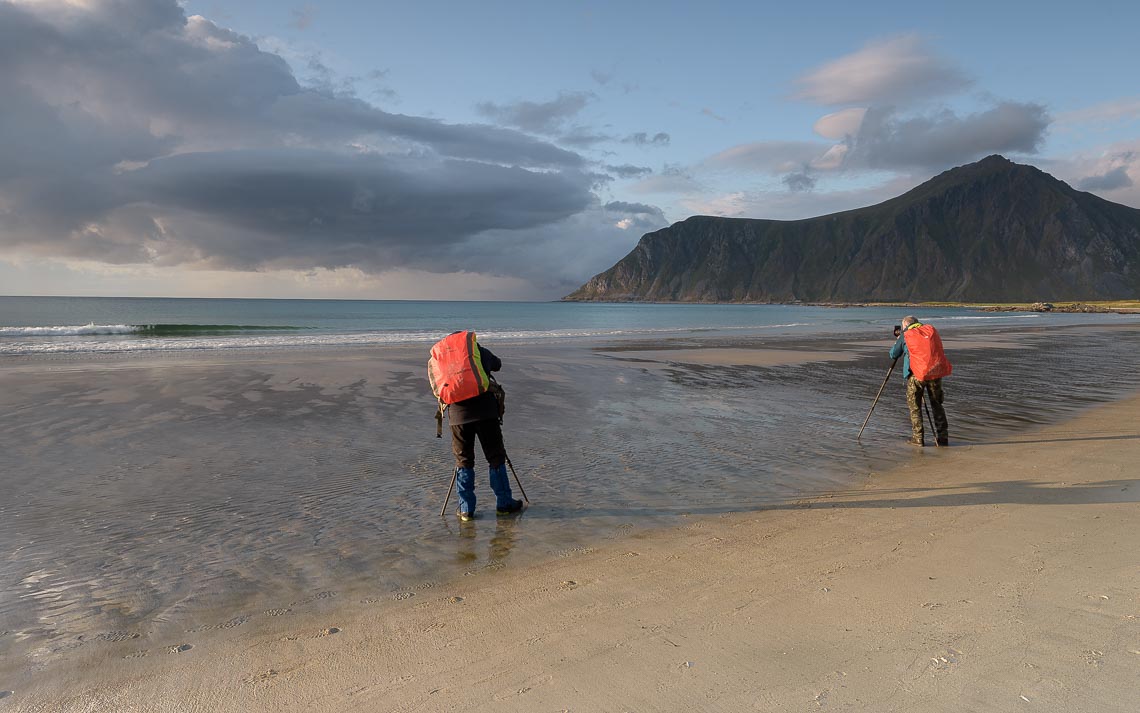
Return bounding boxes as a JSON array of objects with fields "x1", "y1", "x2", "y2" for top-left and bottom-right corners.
[{"x1": 447, "y1": 344, "x2": 523, "y2": 521}]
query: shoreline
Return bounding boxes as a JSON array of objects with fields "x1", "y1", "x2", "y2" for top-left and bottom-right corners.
[
  {"x1": 561, "y1": 297, "x2": 1140, "y2": 313},
  {"x1": 5, "y1": 386, "x2": 1139, "y2": 711}
]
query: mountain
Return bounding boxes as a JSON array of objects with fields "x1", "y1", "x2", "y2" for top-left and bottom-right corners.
[{"x1": 565, "y1": 156, "x2": 1140, "y2": 303}]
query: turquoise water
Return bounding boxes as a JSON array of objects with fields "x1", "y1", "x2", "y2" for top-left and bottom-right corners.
[{"x1": 1, "y1": 296, "x2": 1128, "y2": 355}]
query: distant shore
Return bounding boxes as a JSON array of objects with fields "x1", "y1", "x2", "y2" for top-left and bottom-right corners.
[{"x1": 561, "y1": 297, "x2": 1140, "y2": 313}]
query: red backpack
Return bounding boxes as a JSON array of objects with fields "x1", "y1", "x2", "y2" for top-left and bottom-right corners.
[
  {"x1": 903, "y1": 323, "x2": 952, "y2": 381},
  {"x1": 428, "y1": 330, "x2": 491, "y2": 405}
]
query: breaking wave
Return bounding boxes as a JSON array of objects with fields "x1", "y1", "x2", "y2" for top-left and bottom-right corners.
[{"x1": 0, "y1": 323, "x2": 305, "y2": 337}]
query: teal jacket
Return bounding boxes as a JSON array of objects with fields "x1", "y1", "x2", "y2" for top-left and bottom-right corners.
[{"x1": 889, "y1": 323, "x2": 921, "y2": 377}]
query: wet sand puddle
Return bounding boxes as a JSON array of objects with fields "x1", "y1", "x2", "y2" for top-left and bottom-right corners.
[{"x1": 1, "y1": 325, "x2": 1139, "y2": 684}]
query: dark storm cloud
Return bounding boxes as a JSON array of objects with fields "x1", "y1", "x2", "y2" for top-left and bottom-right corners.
[
  {"x1": 622, "y1": 132, "x2": 671, "y2": 147},
  {"x1": 475, "y1": 91, "x2": 595, "y2": 135},
  {"x1": 0, "y1": 0, "x2": 598, "y2": 277},
  {"x1": 1077, "y1": 166, "x2": 1134, "y2": 191}
]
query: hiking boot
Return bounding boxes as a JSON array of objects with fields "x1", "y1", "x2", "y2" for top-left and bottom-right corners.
[
  {"x1": 495, "y1": 499, "x2": 524, "y2": 516},
  {"x1": 936, "y1": 438, "x2": 949, "y2": 447},
  {"x1": 456, "y1": 510, "x2": 474, "y2": 522},
  {"x1": 907, "y1": 437, "x2": 925, "y2": 447}
]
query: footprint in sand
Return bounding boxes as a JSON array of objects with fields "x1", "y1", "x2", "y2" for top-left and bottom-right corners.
[
  {"x1": 263, "y1": 608, "x2": 292, "y2": 617},
  {"x1": 90, "y1": 631, "x2": 141, "y2": 643},
  {"x1": 393, "y1": 592, "x2": 416, "y2": 601},
  {"x1": 559, "y1": 580, "x2": 579, "y2": 590},
  {"x1": 243, "y1": 669, "x2": 279, "y2": 685},
  {"x1": 280, "y1": 627, "x2": 340, "y2": 642},
  {"x1": 167, "y1": 644, "x2": 193, "y2": 654},
  {"x1": 291, "y1": 591, "x2": 338, "y2": 606},
  {"x1": 123, "y1": 650, "x2": 148, "y2": 659},
  {"x1": 446, "y1": 596, "x2": 464, "y2": 604},
  {"x1": 186, "y1": 616, "x2": 248, "y2": 633},
  {"x1": 0, "y1": 691, "x2": 12, "y2": 700}
]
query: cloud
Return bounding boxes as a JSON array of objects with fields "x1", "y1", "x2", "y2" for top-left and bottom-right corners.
[
  {"x1": 475, "y1": 91, "x2": 594, "y2": 135},
  {"x1": 1050, "y1": 146, "x2": 1139, "y2": 205},
  {"x1": 813, "y1": 108, "x2": 867, "y2": 140},
  {"x1": 701, "y1": 108, "x2": 727, "y2": 122},
  {"x1": 603, "y1": 201, "x2": 666, "y2": 220},
  {"x1": 846, "y1": 102, "x2": 1049, "y2": 170},
  {"x1": 704, "y1": 141, "x2": 829, "y2": 173},
  {"x1": 558, "y1": 126, "x2": 613, "y2": 148},
  {"x1": 1077, "y1": 166, "x2": 1133, "y2": 191},
  {"x1": 706, "y1": 102, "x2": 1048, "y2": 177},
  {"x1": 603, "y1": 164, "x2": 653, "y2": 179},
  {"x1": 795, "y1": 35, "x2": 972, "y2": 105},
  {"x1": 1056, "y1": 97, "x2": 1140, "y2": 127},
  {"x1": 781, "y1": 172, "x2": 816, "y2": 192},
  {"x1": 622, "y1": 132, "x2": 671, "y2": 147},
  {"x1": 629, "y1": 165, "x2": 701, "y2": 195},
  {"x1": 0, "y1": 0, "x2": 603, "y2": 285}
]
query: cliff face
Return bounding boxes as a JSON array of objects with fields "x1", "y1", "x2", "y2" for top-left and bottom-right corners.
[{"x1": 566, "y1": 156, "x2": 1140, "y2": 302}]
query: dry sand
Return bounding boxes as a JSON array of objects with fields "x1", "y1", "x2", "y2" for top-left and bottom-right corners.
[{"x1": 8, "y1": 392, "x2": 1139, "y2": 712}]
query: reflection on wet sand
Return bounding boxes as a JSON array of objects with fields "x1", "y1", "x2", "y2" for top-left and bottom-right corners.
[{"x1": 2, "y1": 325, "x2": 1140, "y2": 689}]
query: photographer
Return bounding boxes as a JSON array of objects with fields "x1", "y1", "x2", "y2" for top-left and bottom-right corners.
[{"x1": 889, "y1": 316, "x2": 952, "y2": 447}]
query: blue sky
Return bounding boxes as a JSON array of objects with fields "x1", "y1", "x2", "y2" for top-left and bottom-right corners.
[{"x1": 1, "y1": 0, "x2": 1138, "y2": 299}]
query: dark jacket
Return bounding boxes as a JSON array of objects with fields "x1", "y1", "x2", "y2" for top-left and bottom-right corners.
[{"x1": 448, "y1": 346, "x2": 502, "y2": 426}]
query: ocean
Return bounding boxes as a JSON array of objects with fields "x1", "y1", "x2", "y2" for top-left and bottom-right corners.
[
  {"x1": 0, "y1": 295, "x2": 1123, "y2": 356},
  {"x1": 4, "y1": 296, "x2": 1140, "y2": 682}
]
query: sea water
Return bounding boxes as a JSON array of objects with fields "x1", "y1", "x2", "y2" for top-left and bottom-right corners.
[
  {"x1": 3, "y1": 296, "x2": 1140, "y2": 679},
  {"x1": 0, "y1": 295, "x2": 1124, "y2": 355}
]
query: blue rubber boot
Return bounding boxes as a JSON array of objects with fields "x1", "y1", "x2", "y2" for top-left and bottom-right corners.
[
  {"x1": 455, "y1": 467, "x2": 476, "y2": 519},
  {"x1": 489, "y1": 462, "x2": 522, "y2": 514}
]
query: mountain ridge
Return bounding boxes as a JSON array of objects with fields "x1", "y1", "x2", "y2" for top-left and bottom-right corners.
[{"x1": 565, "y1": 155, "x2": 1140, "y2": 303}]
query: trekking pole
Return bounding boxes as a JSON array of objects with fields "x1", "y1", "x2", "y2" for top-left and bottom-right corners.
[
  {"x1": 503, "y1": 453, "x2": 530, "y2": 504},
  {"x1": 857, "y1": 357, "x2": 899, "y2": 442},
  {"x1": 439, "y1": 468, "x2": 457, "y2": 517}
]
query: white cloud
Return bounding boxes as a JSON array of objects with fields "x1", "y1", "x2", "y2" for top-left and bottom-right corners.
[
  {"x1": 813, "y1": 108, "x2": 867, "y2": 139},
  {"x1": 1044, "y1": 142, "x2": 1140, "y2": 208},
  {"x1": 795, "y1": 34, "x2": 972, "y2": 105},
  {"x1": 704, "y1": 141, "x2": 829, "y2": 173}
]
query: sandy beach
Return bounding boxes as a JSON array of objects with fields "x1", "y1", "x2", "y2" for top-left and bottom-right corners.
[
  {"x1": 2, "y1": 327, "x2": 1139, "y2": 712},
  {"x1": 5, "y1": 390, "x2": 1138, "y2": 712}
]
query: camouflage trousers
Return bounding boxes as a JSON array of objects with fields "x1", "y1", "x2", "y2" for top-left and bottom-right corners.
[{"x1": 906, "y1": 376, "x2": 949, "y2": 444}]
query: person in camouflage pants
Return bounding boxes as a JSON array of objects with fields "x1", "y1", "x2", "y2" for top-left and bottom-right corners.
[
  {"x1": 890, "y1": 316, "x2": 950, "y2": 447},
  {"x1": 905, "y1": 374, "x2": 948, "y2": 446}
]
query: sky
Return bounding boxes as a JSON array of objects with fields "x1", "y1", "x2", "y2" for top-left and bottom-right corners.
[{"x1": 1, "y1": 0, "x2": 1138, "y2": 301}]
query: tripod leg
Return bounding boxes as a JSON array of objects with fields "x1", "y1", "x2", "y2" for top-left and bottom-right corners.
[
  {"x1": 440, "y1": 468, "x2": 458, "y2": 517},
  {"x1": 503, "y1": 455, "x2": 529, "y2": 503}
]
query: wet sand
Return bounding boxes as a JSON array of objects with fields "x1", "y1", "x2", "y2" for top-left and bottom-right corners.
[
  {"x1": 5, "y1": 389, "x2": 1139, "y2": 711},
  {"x1": 2, "y1": 327, "x2": 1140, "y2": 710}
]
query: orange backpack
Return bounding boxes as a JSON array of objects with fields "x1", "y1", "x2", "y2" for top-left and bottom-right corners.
[
  {"x1": 428, "y1": 330, "x2": 491, "y2": 405},
  {"x1": 903, "y1": 323, "x2": 953, "y2": 381}
]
